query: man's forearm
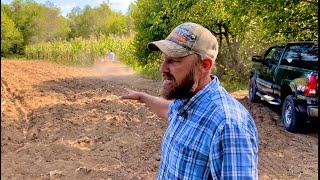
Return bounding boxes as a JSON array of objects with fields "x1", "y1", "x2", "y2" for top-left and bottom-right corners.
[{"x1": 139, "y1": 92, "x2": 171, "y2": 120}]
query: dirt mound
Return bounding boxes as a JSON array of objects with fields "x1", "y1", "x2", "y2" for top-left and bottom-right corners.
[{"x1": 1, "y1": 60, "x2": 318, "y2": 179}]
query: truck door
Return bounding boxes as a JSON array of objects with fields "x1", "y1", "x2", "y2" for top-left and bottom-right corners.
[{"x1": 256, "y1": 46, "x2": 285, "y2": 95}]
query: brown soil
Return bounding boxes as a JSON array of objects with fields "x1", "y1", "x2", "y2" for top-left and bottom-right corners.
[{"x1": 1, "y1": 60, "x2": 318, "y2": 179}]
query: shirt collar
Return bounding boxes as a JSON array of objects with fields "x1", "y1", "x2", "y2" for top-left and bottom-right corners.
[{"x1": 175, "y1": 76, "x2": 220, "y2": 114}]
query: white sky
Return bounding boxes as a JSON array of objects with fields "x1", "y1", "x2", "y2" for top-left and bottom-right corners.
[{"x1": 1, "y1": 0, "x2": 136, "y2": 16}]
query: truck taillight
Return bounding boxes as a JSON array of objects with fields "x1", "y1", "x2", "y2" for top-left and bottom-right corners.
[{"x1": 304, "y1": 75, "x2": 318, "y2": 97}]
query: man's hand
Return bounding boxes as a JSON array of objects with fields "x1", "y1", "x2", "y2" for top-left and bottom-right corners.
[
  {"x1": 120, "y1": 88, "x2": 171, "y2": 120},
  {"x1": 121, "y1": 88, "x2": 143, "y2": 102}
]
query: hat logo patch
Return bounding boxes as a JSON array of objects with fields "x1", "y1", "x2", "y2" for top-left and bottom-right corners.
[
  {"x1": 174, "y1": 26, "x2": 196, "y2": 42},
  {"x1": 166, "y1": 26, "x2": 197, "y2": 50},
  {"x1": 169, "y1": 33, "x2": 187, "y2": 43}
]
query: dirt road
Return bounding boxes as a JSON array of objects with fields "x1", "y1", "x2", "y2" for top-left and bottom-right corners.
[{"x1": 1, "y1": 60, "x2": 318, "y2": 179}]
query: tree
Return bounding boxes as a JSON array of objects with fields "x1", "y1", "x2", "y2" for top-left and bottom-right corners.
[
  {"x1": 67, "y1": 3, "x2": 130, "y2": 38},
  {"x1": 1, "y1": 9, "x2": 23, "y2": 56},
  {"x1": 10, "y1": 0, "x2": 70, "y2": 44},
  {"x1": 28, "y1": 5, "x2": 71, "y2": 43},
  {"x1": 132, "y1": 0, "x2": 172, "y2": 64},
  {"x1": 249, "y1": 0, "x2": 318, "y2": 41},
  {"x1": 132, "y1": 0, "x2": 318, "y2": 79},
  {"x1": 2, "y1": 0, "x2": 71, "y2": 55}
]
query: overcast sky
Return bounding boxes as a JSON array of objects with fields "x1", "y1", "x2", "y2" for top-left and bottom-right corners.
[{"x1": 1, "y1": 0, "x2": 135, "y2": 16}]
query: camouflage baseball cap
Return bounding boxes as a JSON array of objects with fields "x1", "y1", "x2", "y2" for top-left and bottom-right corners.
[{"x1": 148, "y1": 22, "x2": 219, "y2": 60}]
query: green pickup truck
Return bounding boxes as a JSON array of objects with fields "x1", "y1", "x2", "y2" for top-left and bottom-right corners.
[{"x1": 248, "y1": 42, "x2": 318, "y2": 132}]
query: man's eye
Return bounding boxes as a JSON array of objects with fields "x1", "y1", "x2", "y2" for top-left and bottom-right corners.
[
  {"x1": 172, "y1": 60, "x2": 181, "y2": 63},
  {"x1": 165, "y1": 58, "x2": 179, "y2": 64}
]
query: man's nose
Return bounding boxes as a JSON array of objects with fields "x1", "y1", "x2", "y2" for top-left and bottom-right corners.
[{"x1": 159, "y1": 61, "x2": 169, "y2": 73}]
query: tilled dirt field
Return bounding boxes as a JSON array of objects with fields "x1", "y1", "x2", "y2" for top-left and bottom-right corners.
[{"x1": 1, "y1": 60, "x2": 318, "y2": 179}]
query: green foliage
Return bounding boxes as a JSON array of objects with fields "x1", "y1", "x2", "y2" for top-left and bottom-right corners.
[
  {"x1": 24, "y1": 36, "x2": 137, "y2": 67},
  {"x1": 132, "y1": 0, "x2": 318, "y2": 89},
  {"x1": 138, "y1": 52, "x2": 162, "y2": 80},
  {"x1": 27, "y1": 6, "x2": 70, "y2": 43},
  {"x1": 248, "y1": 0, "x2": 317, "y2": 41},
  {"x1": 220, "y1": 80, "x2": 248, "y2": 93},
  {"x1": 10, "y1": 0, "x2": 70, "y2": 44},
  {"x1": 67, "y1": 3, "x2": 130, "y2": 39},
  {"x1": 1, "y1": 0, "x2": 71, "y2": 56},
  {"x1": 1, "y1": 0, "x2": 133, "y2": 57},
  {"x1": 131, "y1": 0, "x2": 171, "y2": 64},
  {"x1": 1, "y1": 8, "x2": 23, "y2": 56}
]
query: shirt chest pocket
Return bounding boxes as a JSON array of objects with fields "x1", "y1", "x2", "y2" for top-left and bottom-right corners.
[{"x1": 171, "y1": 138, "x2": 209, "y2": 165}]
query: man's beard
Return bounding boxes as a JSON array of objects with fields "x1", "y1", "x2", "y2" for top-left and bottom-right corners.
[{"x1": 161, "y1": 69, "x2": 196, "y2": 100}]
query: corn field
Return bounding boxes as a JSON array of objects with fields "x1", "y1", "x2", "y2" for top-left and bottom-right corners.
[{"x1": 25, "y1": 36, "x2": 138, "y2": 67}]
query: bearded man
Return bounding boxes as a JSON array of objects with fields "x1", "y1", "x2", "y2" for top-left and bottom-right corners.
[{"x1": 121, "y1": 22, "x2": 258, "y2": 179}]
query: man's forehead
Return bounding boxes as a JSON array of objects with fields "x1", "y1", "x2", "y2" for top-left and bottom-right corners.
[
  {"x1": 162, "y1": 53, "x2": 185, "y2": 59},
  {"x1": 161, "y1": 53, "x2": 172, "y2": 59},
  {"x1": 161, "y1": 54, "x2": 183, "y2": 61},
  {"x1": 162, "y1": 53, "x2": 199, "y2": 61}
]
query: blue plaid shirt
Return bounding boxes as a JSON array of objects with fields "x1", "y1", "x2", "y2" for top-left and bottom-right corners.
[{"x1": 157, "y1": 77, "x2": 258, "y2": 180}]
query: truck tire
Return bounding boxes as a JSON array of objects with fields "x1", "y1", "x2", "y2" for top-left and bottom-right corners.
[
  {"x1": 248, "y1": 78, "x2": 260, "y2": 103},
  {"x1": 281, "y1": 95, "x2": 303, "y2": 132}
]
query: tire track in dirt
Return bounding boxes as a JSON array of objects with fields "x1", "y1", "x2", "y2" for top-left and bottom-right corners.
[{"x1": 1, "y1": 79, "x2": 30, "y2": 139}]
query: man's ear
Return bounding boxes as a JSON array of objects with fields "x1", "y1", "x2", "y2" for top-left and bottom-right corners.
[{"x1": 201, "y1": 56, "x2": 213, "y2": 71}]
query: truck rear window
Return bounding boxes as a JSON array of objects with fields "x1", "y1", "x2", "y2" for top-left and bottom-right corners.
[{"x1": 281, "y1": 43, "x2": 318, "y2": 70}]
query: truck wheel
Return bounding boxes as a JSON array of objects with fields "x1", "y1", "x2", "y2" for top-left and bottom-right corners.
[
  {"x1": 281, "y1": 95, "x2": 303, "y2": 132},
  {"x1": 248, "y1": 78, "x2": 260, "y2": 103}
]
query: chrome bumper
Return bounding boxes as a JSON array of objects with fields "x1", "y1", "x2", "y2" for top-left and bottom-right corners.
[{"x1": 307, "y1": 106, "x2": 318, "y2": 118}]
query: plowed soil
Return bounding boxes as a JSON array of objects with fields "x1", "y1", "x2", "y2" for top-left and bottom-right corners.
[{"x1": 1, "y1": 60, "x2": 318, "y2": 179}]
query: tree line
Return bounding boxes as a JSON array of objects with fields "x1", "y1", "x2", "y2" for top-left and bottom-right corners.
[{"x1": 1, "y1": 0, "x2": 132, "y2": 57}]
